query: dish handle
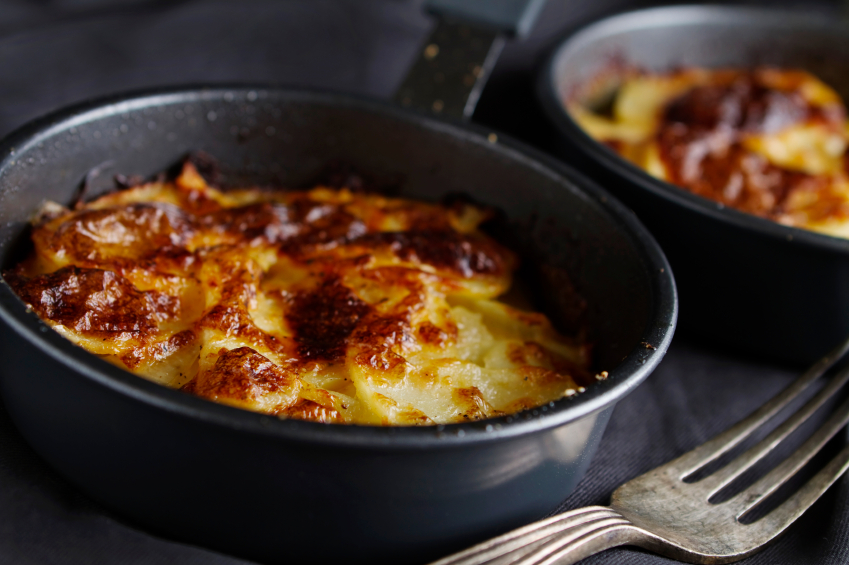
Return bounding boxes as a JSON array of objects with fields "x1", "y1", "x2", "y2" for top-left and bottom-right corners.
[{"x1": 394, "y1": 0, "x2": 546, "y2": 119}]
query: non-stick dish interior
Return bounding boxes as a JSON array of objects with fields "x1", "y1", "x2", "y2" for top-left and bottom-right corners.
[
  {"x1": 540, "y1": 6, "x2": 849, "y2": 364},
  {"x1": 0, "y1": 87, "x2": 675, "y2": 564}
]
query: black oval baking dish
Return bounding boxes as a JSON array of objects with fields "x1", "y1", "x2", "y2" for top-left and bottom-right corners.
[
  {"x1": 537, "y1": 5, "x2": 849, "y2": 365},
  {"x1": 0, "y1": 87, "x2": 676, "y2": 564}
]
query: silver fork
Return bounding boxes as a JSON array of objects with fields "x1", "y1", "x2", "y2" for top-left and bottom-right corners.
[{"x1": 430, "y1": 336, "x2": 849, "y2": 565}]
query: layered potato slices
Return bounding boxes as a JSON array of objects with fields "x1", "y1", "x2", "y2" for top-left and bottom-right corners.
[
  {"x1": 570, "y1": 68, "x2": 849, "y2": 237},
  {"x1": 6, "y1": 161, "x2": 591, "y2": 425}
]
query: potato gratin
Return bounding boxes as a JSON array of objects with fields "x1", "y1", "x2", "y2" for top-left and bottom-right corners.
[
  {"x1": 570, "y1": 68, "x2": 849, "y2": 237},
  {"x1": 5, "y1": 162, "x2": 591, "y2": 425}
]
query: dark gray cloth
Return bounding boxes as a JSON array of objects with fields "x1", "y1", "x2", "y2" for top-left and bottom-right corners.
[{"x1": 0, "y1": 1, "x2": 846, "y2": 564}]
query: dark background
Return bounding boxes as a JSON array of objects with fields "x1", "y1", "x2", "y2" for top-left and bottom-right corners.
[{"x1": 1, "y1": 1, "x2": 848, "y2": 564}]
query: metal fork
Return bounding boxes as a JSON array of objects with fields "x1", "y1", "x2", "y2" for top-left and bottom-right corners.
[{"x1": 430, "y1": 336, "x2": 849, "y2": 565}]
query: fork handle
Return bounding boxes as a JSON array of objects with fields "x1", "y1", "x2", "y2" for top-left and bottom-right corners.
[
  {"x1": 516, "y1": 520, "x2": 648, "y2": 565},
  {"x1": 429, "y1": 506, "x2": 653, "y2": 565}
]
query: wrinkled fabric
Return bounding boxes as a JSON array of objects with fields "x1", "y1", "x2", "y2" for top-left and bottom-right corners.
[{"x1": 0, "y1": 1, "x2": 846, "y2": 564}]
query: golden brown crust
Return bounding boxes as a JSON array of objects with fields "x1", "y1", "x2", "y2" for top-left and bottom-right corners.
[
  {"x1": 6, "y1": 161, "x2": 590, "y2": 425},
  {"x1": 655, "y1": 73, "x2": 846, "y2": 220},
  {"x1": 46, "y1": 203, "x2": 193, "y2": 260},
  {"x1": 349, "y1": 230, "x2": 508, "y2": 277},
  {"x1": 285, "y1": 274, "x2": 372, "y2": 362},
  {"x1": 120, "y1": 329, "x2": 197, "y2": 369},
  {"x1": 278, "y1": 399, "x2": 344, "y2": 424},
  {"x1": 570, "y1": 68, "x2": 849, "y2": 236},
  {"x1": 8, "y1": 266, "x2": 177, "y2": 340},
  {"x1": 184, "y1": 346, "x2": 298, "y2": 404}
]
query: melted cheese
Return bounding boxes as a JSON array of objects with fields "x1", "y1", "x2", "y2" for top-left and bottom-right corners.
[
  {"x1": 7, "y1": 162, "x2": 591, "y2": 425},
  {"x1": 570, "y1": 68, "x2": 849, "y2": 237}
]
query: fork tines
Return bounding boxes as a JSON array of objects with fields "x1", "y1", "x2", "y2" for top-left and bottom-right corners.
[{"x1": 429, "y1": 334, "x2": 849, "y2": 565}]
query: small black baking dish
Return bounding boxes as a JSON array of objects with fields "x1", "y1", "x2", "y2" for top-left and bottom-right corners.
[
  {"x1": 0, "y1": 87, "x2": 675, "y2": 564},
  {"x1": 538, "y1": 5, "x2": 849, "y2": 364}
]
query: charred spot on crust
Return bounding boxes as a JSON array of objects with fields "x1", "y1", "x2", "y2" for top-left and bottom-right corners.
[
  {"x1": 185, "y1": 346, "x2": 295, "y2": 401},
  {"x1": 351, "y1": 314, "x2": 413, "y2": 373},
  {"x1": 664, "y1": 78, "x2": 811, "y2": 134},
  {"x1": 354, "y1": 347, "x2": 407, "y2": 372},
  {"x1": 655, "y1": 72, "x2": 847, "y2": 221},
  {"x1": 47, "y1": 203, "x2": 193, "y2": 262},
  {"x1": 286, "y1": 275, "x2": 371, "y2": 361},
  {"x1": 351, "y1": 230, "x2": 506, "y2": 277},
  {"x1": 656, "y1": 127, "x2": 832, "y2": 219},
  {"x1": 282, "y1": 198, "x2": 367, "y2": 253},
  {"x1": 199, "y1": 202, "x2": 298, "y2": 243},
  {"x1": 197, "y1": 303, "x2": 289, "y2": 357},
  {"x1": 354, "y1": 314, "x2": 415, "y2": 352},
  {"x1": 578, "y1": 68, "x2": 849, "y2": 231},
  {"x1": 6, "y1": 266, "x2": 177, "y2": 337}
]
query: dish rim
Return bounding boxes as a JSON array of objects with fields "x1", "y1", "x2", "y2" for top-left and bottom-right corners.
[
  {"x1": 0, "y1": 85, "x2": 677, "y2": 449},
  {"x1": 537, "y1": 4, "x2": 849, "y2": 257}
]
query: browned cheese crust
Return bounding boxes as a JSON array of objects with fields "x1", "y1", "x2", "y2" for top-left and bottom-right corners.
[
  {"x1": 6, "y1": 162, "x2": 591, "y2": 425},
  {"x1": 570, "y1": 68, "x2": 849, "y2": 237}
]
